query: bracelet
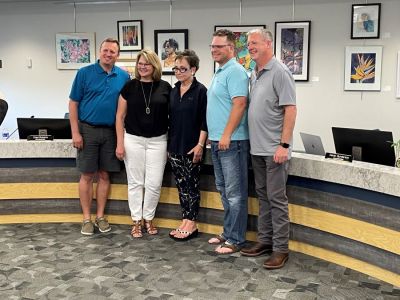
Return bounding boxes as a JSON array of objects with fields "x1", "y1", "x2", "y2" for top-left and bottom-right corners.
[{"x1": 198, "y1": 143, "x2": 204, "y2": 148}]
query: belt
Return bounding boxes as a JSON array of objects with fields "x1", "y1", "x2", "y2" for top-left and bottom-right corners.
[{"x1": 79, "y1": 121, "x2": 114, "y2": 129}]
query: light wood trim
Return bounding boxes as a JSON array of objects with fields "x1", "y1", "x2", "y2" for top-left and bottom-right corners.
[
  {"x1": 289, "y1": 204, "x2": 400, "y2": 255},
  {"x1": 290, "y1": 241, "x2": 400, "y2": 287},
  {"x1": 1, "y1": 183, "x2": 399, "y2": 255}
]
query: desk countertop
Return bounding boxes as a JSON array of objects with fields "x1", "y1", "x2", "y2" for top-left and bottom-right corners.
[{"x1": 1, "y1": 140, "x2": 399, "y2": 197}]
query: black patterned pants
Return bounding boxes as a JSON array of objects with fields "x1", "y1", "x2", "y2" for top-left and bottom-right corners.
[{"x1": 168, "y1": 153, "x2": 201, "y2": 221}]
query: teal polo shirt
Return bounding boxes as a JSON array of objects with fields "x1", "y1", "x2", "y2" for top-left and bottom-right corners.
[
  {"x1": 69, "y1": 60, "x2": 130, "y2": 126},
  {"x1": 206, "y1": 58, "x2": 249, "y2": 141}
]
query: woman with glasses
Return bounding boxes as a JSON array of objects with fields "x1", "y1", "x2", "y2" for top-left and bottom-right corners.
[
  {"x1": 116, "y1": 49, "x2": 171, "y2": 238},
  {"x1": 168, "y1": 50, "x2": 208, "y2": 241}
]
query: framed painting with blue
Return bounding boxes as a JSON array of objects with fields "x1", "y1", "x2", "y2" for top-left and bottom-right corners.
[
  {"x1": 344, "y1": 46, "x2": 382, "y2": 91},
  {"x1": 55, "y1": 32, "x2": 96, "y2": 70},
  {"x1": 351, "y1": 3, "x2": 381, "y2": 39},
  {"x1": 214, "y1": 25, "x2": 266, "y2": 74},
  {"x1": 275, "y1": 21, "x2": 311, "y2": 81}
]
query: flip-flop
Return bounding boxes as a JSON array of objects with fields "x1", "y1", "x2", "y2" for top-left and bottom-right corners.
[
  {"x1": 172, "y1": 229, "x2": 199, "y2": 241},
  {"x1": 215, "y1": 242, "x2": 240, "y2": 255},
  {"x1": 208, "y1": 234, "x2": 226, "y2": 245},
  {"x1": 169, "y1": 228, "x2": 181, "y2": 237}
]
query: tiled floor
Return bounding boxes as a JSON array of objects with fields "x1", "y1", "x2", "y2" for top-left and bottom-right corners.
[{"x1": 0, "y1": 223, "x2": 398, "y2": 300}]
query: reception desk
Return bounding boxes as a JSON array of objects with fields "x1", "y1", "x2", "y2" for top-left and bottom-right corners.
[{"x1": 0, "y1": 140, "x2": 399, "y2": 286}]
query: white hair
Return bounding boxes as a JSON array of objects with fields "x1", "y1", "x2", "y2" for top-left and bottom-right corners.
[{"x1": 247, "y1": 28, "x2": 273, "y2": 43}]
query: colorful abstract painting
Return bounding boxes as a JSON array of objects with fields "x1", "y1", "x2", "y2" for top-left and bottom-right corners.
[
  {"x1": 56, "y1": 33, "x2": 95, "y2": 70},
  {"x1": 214, "y1": 25, "x2": 266, "y2": 74}
]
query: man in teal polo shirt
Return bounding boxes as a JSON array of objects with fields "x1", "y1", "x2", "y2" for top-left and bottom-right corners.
[
  {"x1": 69, "y1": 38, "x2": 130, "y2": 235},
  {"x1": 206, "y1": 29, "x2": 250, "y2": 254}
]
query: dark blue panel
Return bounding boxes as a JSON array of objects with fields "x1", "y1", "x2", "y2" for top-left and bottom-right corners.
[
  {"x1": 0, "y1": 158, "x2": 76, "y2": 168},
  {"x1": 288, "y1": 175, "x2": 400, "y2": 210}
]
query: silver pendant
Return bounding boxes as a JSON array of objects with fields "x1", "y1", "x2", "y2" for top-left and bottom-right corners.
[{"x1": 146, "y1": 107, "x2": 150, "y2": 115}]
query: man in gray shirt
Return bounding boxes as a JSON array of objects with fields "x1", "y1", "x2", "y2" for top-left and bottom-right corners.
[{"x1": 240, "y1": 29, "x2": 297, "y2": 269}]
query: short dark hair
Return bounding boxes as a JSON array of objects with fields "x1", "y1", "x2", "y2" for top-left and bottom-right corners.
[
  {"x1": 175, "y1": 49, "x2": 200, "y2": 71},
  {"x1": 213, "y1": 29, "x2": 236, "y2": 44},
  {"x1": 163, "y1": 38, "x2": 179, "y2": 50},
  {"x1": 100, "y1": 38, "x2": 120, "y2": 53}
]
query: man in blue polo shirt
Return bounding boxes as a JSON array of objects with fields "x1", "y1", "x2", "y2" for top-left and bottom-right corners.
[
  {"x1": 206, "y1": 29, "x2": 250, "y2": 254},
  {"x1": 69, "y1": 38, "x2": 130, "y2": 235}
]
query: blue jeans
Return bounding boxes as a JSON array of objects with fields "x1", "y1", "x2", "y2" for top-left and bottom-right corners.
[{"x1": 211, "y1": 140, "x2": 249, "y2": 245}]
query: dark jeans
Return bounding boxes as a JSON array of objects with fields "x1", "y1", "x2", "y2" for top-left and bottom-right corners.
[{"x1": 211, "y1": 140, "x2": 249, "y2": 245}]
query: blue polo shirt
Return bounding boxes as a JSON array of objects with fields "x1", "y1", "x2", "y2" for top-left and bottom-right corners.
[
  {"x1": 206, "y1": 58, "x2": 249, "y2": 141},
  {"x1": 69, "y1": 60, "x2": 130, "y2": 126}
]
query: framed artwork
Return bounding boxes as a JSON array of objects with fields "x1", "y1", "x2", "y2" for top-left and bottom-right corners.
[
  {"x1": 351, "y1": 3, "x2": 381, "y2": 39},
  {"x1": 214, "y1": 25, "x2": 266, "y2": 74},
  {"x1": 117, "y1": 20, "x2": 143, "y2": 52},
  {"x1": 55, "y1": 32, "x2": 96, "y2": 70},
  {"x1": 275, "y1": 21, "x2": 311, "y2": 81},
  {"x1": 397, "y1": 51, "x2": 400, "y2": 98},
  {"x1": 344, "y1": 46, "x2": 382, "y2": 91},
  {"x1": 115, "y1": 57, "x2": 136, "y2": 78},
  {"x1": 154, "y1": 29, "x2": 188, "y2": 75}
]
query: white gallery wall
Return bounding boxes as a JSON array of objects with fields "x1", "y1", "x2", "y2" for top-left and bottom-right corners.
[{"x1": 0, "y1": 0, "x2": 399, "y2": 152}]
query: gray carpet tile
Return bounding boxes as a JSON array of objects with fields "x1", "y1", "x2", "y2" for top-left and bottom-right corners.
[{"x1": 0, "y1": 223, "x2": 398, "y2": 300}]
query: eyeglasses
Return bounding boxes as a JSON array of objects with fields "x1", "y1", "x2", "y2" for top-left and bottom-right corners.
[
  {"x1": 172, "y1": 67, "x2": 189, "y2": 73},
  {"x1": 137, "y1": 62, "x2": 152, "y2": 68},
  {"x1": 209, "y1": 44, "x2": 230, "y2": 49}
]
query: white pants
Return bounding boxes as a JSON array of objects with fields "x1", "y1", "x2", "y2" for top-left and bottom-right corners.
[{"x1": 124, "y1": 133, "x2": 167, "y2": 221}]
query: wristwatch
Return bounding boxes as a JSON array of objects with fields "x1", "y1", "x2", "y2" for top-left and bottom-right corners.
[{"x1": 279, "y1": 142, "x2": 290, "y2": 149}]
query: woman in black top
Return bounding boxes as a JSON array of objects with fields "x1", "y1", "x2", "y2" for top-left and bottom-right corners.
[
  {"x1": 116, "y1": 49, "x2": 171, "y2": 238},
  {"x1": 168, "y1": 50, "x2": 208, "y2": 241}
]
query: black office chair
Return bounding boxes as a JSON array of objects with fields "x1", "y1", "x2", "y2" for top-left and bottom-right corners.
[{"x1": 0, "y1": 98, "x2": 8, "y2": 127}]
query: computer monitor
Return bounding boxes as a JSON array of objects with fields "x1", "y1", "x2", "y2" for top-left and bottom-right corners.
[
  {"x1": 332, "y1": 127, "x2": 395, "y2": 166},
  {"x1": 17, "y1": 118, "x2": 72, "y2": 139}
]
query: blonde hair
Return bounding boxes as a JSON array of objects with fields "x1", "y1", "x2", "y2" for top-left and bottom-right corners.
[{"x1": 135, "y1": 49, "x2": 162, "y2": 81}]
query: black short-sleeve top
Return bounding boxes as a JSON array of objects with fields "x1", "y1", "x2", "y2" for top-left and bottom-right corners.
[{"x1": 120, "y1": 79, "x2": 172, "y2": 138}]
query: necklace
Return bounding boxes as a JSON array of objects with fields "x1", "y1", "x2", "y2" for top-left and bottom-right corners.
[{"x1": 140, "y1": 81, "x2": 153, "y2": 115}]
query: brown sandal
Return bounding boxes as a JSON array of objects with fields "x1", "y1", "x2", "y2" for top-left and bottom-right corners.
[
  {"x1": 131, "y1": 220, "x2": 143, "y2": 238},
  {"x1": 144, "y1": 220, "x2": 158, "y2": 235},
  {"x1": 208, "y1": 234, "x2": 226, "y2": 245}
]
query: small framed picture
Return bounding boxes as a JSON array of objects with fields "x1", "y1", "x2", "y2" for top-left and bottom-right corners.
[
  {"x1": 55, "y1": 32, "x2": 96, "y2": 70},
  {"x1": 214, "y1": 25, "x2": 266, "y2": 74},
  {"x1": 115, "y1": 58, "x2": 136, "y2": 78},
  {"x1": 351, "y1": 3, "x2": 381, "y2": 39},
  {"x1": 344, "y1": 46, "x2": 382, "y2": 91},
  {"x1": 275, "y1": 21, "x2": 311, "y2": 81},
  {"x1": 154, "y1": 29, "x2": 188, "y2": 75},
  {"x1": 117, "y1": 20, "x2": 143, "y2": 52}
]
